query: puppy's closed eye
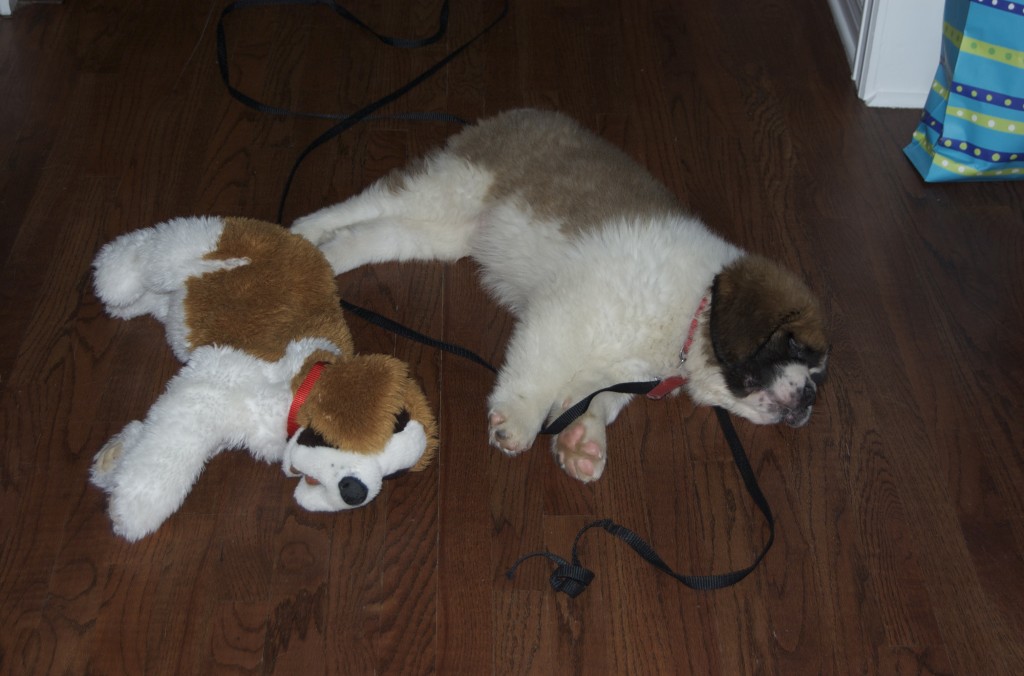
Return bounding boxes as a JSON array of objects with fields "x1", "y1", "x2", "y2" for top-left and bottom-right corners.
[{"x1": 788, "y1": 336, "x2": 809, "y2": 359}]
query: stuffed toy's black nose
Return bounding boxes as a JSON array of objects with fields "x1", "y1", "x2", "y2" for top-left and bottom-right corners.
[{"x1": 339, "y1": 476, "x2": 368, "y2": 505}]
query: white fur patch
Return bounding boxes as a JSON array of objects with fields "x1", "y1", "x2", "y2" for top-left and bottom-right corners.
[{"x1": 284, "y1": 421, "x2": 427, "y2": 511}]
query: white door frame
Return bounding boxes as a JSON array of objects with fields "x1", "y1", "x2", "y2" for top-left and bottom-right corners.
[{"x1": 829, "y1": 0, "x2": 945, "y2": 108}]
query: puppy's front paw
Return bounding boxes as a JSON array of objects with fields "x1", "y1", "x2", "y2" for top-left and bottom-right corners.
[
  {"x1": 553, "y1": 414, "x2": 607, "y2": 483},
  {"x1": 487, "y1": 410, "x2": 538, "y2": 455}
]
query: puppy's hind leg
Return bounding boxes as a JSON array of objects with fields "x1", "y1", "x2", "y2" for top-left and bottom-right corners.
[
  {"x1": 293, "y1": 153, "x2": 490, "y2": 274},
  {"x1": 290, "y1": 185, "x2": 394, "y2": 246},
  {"x1": 313, "y1": 215, "x2": 474, "y2": 275}
]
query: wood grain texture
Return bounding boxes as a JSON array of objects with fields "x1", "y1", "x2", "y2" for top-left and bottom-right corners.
[{"x1": 2, "y1": 0, "x2": 1023, "y2": 673}]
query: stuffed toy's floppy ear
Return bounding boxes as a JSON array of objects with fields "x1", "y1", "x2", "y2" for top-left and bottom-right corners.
[
  {"x1": 710, "y1": 254, "x2": 828, "y2": 367},
  {"x1": 298, "y1": 355, "x2": 438, "y2": 467}
]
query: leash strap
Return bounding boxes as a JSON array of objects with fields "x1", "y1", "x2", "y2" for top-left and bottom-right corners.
[
  {"x1": 216, "y1": 0, "x2": 453, "y2": 120},
  {"x1": 539, "y1": 380, "x2": 663, "y2": 435},
  {"x1": 506, "y1": 406, "x2": 775, "y2": 597},
  {"x1": 339, "y1": 298, "x2": 500, "y2": 375},
  {"x1": 216, "y1": 0, "x2": 509, "y2": 222}
]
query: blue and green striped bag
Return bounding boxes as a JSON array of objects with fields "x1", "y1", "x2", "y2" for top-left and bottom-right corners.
[{"x1": 904, "y1": 0, "x2": 1024, "y2": 181}]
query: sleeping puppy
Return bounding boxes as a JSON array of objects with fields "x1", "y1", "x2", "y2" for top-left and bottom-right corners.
[{"x1": 292, "y1": 109, "x2": 829, "y2": 483}]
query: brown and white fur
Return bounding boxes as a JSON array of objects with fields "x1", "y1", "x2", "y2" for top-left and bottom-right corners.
[
  {"x1": 292, "y1": 109, "x2": 829, "y2": 483},
  {"x1": 91, "y1": 217, "x2": 437, "y2": 540}
]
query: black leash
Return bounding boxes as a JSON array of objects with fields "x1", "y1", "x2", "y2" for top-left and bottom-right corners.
[
  {"x1": 216, "y1": 0, "x2": 509, "y2": 223},
  {"x1": 217, "y1": 0, "x2": 775, "y2": 598},
  {"x1": 507, "y1": 406, "x2": 774, "y2": 597},
  {"x1": 339, "y1": 298, "x2": 501, "y2": 376}
]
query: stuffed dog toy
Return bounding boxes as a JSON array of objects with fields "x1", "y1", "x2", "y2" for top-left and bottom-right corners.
[{"x1": 90, "y1": 216, "x2": 437, "y2": 541}]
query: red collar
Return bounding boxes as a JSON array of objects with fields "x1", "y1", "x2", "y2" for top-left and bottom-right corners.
[
  {"x1": 680, "y1": 294, "x2": 710, "y2": 360},
  {"x1": 645, "y1": 294, "x2": 709, "y2": 400},
  {"x1": 287, "y1": 361, "x2": 327, "y2": 438}
]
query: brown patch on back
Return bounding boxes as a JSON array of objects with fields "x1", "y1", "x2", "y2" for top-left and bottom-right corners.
[
  {"x1": 710, "y1": 254, "x2": 828, "y2": 366},
  {"x1": 184, "y1": 218, "x2": 354, "y2": 361},
  {"x1": 296, "y1": 355, "x2": 438, "y2": 467},
  {"x1": 447, "y1": 109, "x2": 681, "y2": 234}
]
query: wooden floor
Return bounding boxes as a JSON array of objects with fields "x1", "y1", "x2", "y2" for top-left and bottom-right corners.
[{"x1": 3, "y1": 0, "x2": 1023, "y2": 673}]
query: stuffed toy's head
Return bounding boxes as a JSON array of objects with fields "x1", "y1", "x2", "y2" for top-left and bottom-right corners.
[{"x1": 283, "y1": 354, "x2": 437, "y2": 510}]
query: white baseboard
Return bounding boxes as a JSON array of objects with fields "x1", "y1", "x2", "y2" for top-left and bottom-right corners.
[{"x1": 859, "y1": 88, "x2": 940, "y2": 109}]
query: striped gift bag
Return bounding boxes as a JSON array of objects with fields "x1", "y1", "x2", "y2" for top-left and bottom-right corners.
[{"x1": 904, "y1": 0, "x2": 1024, "y2": 181}]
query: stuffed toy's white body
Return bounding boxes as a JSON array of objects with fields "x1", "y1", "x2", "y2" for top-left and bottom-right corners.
[{"x1": 91, "y1": 216, "x2": 437, "y2": 541}]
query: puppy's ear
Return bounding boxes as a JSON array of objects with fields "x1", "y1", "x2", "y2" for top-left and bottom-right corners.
[{"x1": 710, "y1": 254, "x2": 827, "y2": 366}]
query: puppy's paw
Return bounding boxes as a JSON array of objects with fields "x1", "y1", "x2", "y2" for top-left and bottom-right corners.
[
  {"x1": 290, "y1": 213, "x2": 339, "y2": 246},
  {"x1": 553, "y1": 414, "x2": 607, "y2": 483},
  {"x1": 317, "y1": 230, "x2": 367, "y2": 275},
  {"x1": 487, "y1": 409, "x2": 539, "y2": 455}
]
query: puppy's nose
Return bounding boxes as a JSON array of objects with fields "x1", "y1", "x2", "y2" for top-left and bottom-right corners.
[
  {"x1": 339, "y1": 476, "x2": 368, "y2": 505},
  {"x1": 798, "y1": 382, "x2": 817, "y2": 409}
]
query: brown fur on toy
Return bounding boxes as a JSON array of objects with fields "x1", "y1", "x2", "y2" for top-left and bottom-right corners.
[{"x1": 90, "y1": 216, "x2": 437, "y2": 541}]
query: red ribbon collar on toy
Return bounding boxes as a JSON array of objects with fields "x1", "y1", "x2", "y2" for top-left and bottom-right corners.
[
  {"x1": 287, "y1": 361, "x2": 327, "y2": 438},
  {"x1": 644, "y1": 293, "x2": 710, "y2": 400}
]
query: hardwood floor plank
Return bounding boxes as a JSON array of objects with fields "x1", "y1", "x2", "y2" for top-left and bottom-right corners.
[{"x1": 434, "y1": 259, "x2": 505, "y2": 674}]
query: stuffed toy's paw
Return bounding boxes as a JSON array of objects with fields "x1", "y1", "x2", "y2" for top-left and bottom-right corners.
[{"x1": 91, "y1": 421, "x2": 192, "y2": 541}]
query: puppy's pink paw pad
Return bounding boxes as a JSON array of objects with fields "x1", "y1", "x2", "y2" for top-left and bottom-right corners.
[
  {"x1": 555, "y1": 422, "x2": 606, "y2": 483},
  {"x1": 559, "y1": 422, "x2": 585, "y2": 447},
  {"x1": 573, "y1": 457, "x2": 595, "y2": 477}
]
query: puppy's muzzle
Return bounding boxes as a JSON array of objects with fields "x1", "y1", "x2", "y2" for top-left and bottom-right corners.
[
  {"x1": 340, "y1": 476, "x2": 369, "y2": 506},
  {"x1": 782, "y1": 383, "x2": 816, "y2": 428}
]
